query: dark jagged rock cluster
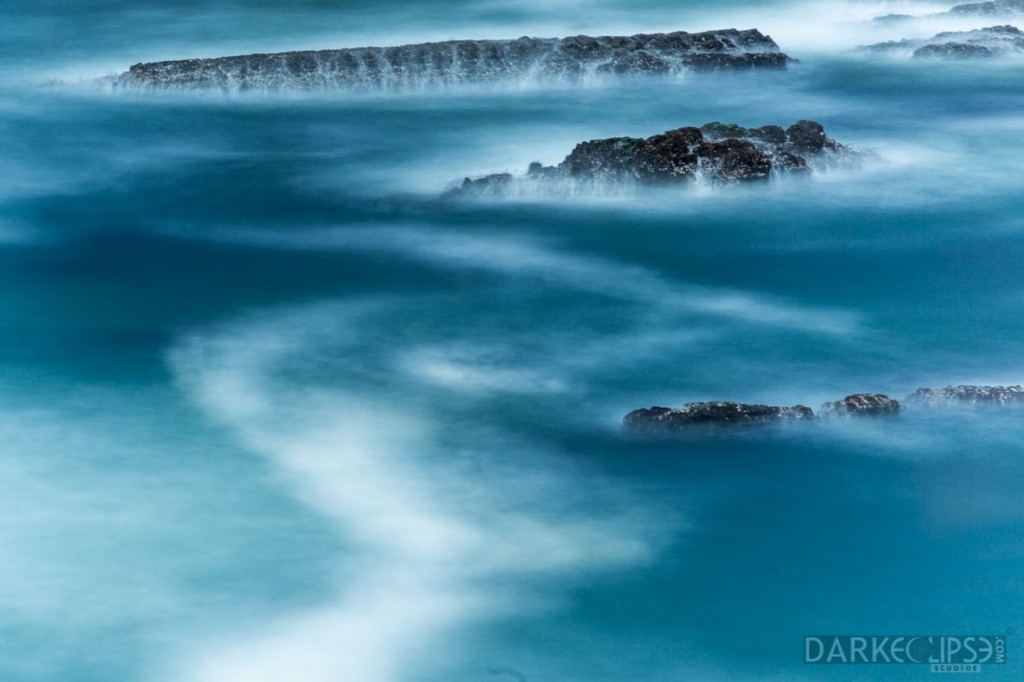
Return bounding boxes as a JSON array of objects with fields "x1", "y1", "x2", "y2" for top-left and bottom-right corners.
[
  {"x1": 624, "y1": 384, "x2": 1024, "y2": 433},
  {"x1": 913, "y1": 42, "x2": 1000, "y2": 58},
  {"x1": 623, "y1": 393, "x2": 898, "y2": 433},
  {"x1": 118, "y1": 29, "x2": 791, "y2": 90},
  {"x1": 864, "y1": 25, "x2": 1024, "y2": 58},
  {"x1": 623, "y1": 402, "x2": 814, "y2": 432},
  {"x1": 905, "y1": 385, "x2": 1024, "y2": 406},
  {"x1": 447, "y1": 120, "x2": 851, "y2": 198},
  {"x1": 819, "y1": 393, "x2": 902, "y2": 417}
]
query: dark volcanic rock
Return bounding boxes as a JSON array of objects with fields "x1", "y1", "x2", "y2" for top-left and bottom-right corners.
[
  {"x1": 451, "y1": 173, "x2": 515, "y2": 197},
  {"x1": 597, "y1": 51, "x2": 671, "y2": 74},
  {"x1": 786, "y1": 119, "x2": 838, "y2": 154},
  {"x1": 864, "y1": 25, "x2": 1024, "y2": 57},
  {"x1": 119, "y1": 28, "x2": 791, "y2": 90},
  {"x1": 681, "y1": 52, "x2": 792, "y2": 70},
  {"x1": 820, "y1": 394, "x2": 902, "y2": 417},
  {"x1": 914, "y1": 42, "x2": 996, "y2": 58},
  {"x1": 748, "y1": 125, "x2": 787, "y2": 146},
  {"x1": 563, "y1": 137, "x2": 644, "y2": 181},
  {"x1": 775, "y1": 152, "x2": 809, "y2": 171},
  {"x1": 447, "y1": 119, "x2": 853, "y2": 197},
  {"x1": 700, "y1": 120, "x2": 835, "y2": 166},
  {"x1": 632, "y1": 130, "x2": 702, "y2": 182},
  {"x1": 905, "y1": 385, "x2": 1024, "y2": 406},
  {"x1": 623, "y1": 401, "x2": 815, "y2": 432},
  {"x1": 695, "y1": 139, "x2": 773, "y2": 182},
  {"x1": 700, "y1": 122, "x2": 749, "y2": 139},
  {"x1": 621, "y1": 384, "x2": 1024, "y2": 437}
]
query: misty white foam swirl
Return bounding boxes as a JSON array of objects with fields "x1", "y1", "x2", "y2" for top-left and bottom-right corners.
[{"x1": 167, "y1": 298, "x2": 673, "y2": 682}]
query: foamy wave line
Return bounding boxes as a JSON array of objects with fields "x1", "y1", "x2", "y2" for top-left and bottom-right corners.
[{"x1": 166, "y1": 298, "x2": 670, "y2": 682}]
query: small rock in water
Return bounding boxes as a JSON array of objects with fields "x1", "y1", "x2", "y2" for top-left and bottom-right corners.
[
  {"x1": 119, "y1": 28, "x2": 792, "y2": 91},
  {"x1": 819, "y1": 394, "x2": 902, "y2": 417},
  {"x1": 905, "y1": 385, "x2": 1024, "y2": 406},
  {"x1": 785, "y1": 120, "x2": 843, "y2": 155},
  {"x1": 863, "y1": 25, "x2": 1024, "y2": 58},
  {"x1": 622, "y1": 401, "x2": 815, "y2": 432},
  {"x1": 913, "y1": 43, "x2": 996, "y2": 58},
  {"x1": 447, "y1": 119, "x2": 853, "y2": 198}
]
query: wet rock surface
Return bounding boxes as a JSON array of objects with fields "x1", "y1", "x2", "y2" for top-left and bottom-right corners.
[
  {"x1": 623, "y1": 402, "x2": 815, "y2": 432},
  {"x1": 819, "y1": 394, "x2": 902, "y2": 417},
  {"x1": 622, "y1": 383, "x2": 1024, "y2": 436},
  {"x1": 913, "y1": 42, "x2": 997, "y2": 58},
  {"x1": 447, "y1": 120, "x2": 852, "y2": 198},
  {"x1": 905, "y1": 385, "x2": 1024, "y2": 406},
  {"x1": 119, "y1": 29, "x2": 791, "y2": 90},
  {"x1": 864, "y1": 25, "x2": 1024, "y2": 58}
]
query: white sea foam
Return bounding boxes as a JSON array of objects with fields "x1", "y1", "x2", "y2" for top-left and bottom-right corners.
[
  {"x1": 166, "y1": 300, "x2": 671, "y2": 681},
  {"x1": 400, "y1": 346, "x2": 569, "y2": 394},
  {"x1": 170, "y1": 224, "x2": 863, "y2": 337},
  {"x1": 153, "y1": 224, "x2": 872, "y2": 682}
]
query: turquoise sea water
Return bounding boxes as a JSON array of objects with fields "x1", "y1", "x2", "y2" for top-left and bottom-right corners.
[{"x1": 2, "y1": 1, "x2": 1024, "y2": 680}]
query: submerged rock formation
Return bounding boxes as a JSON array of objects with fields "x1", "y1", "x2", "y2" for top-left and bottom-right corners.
[
  {"x1": 623, "y1": 402, "x2": 814, "y2": 432},
  {"x1": 905, "y1": 385, "x2": 1024, "y2": 406},
  {"x1": 448, "y1": 120, "x2": 851, "y2": 198},
  {"x1": 819, "y1": 394, "x2": 902, "y2": 417},
  {"x1": 949, "y1": 0, "x2": 1024, "y2": 16},
  {"x1": 119, "y1": 29, "x2": 791, "y2": 90},
  {"x1": 864, "y1": 25, "x2": 1024, "y2": 58},
  {"x1": 873, "y1": 14, "x2": 917, "y2": 23},
  {"x1": 622, "y1": 383, "x2": 1024, "y2": 436},
  {"x1": 875, "y1": 0, "x2": 1024, "y2": 22}
]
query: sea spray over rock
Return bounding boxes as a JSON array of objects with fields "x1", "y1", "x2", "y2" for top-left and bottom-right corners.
[
  {"x1": 906, "y1": 385, "x2": 1024, "y2": 405},
  {"x1": 621, "y1": 395, "x2": 901, "y2": 433},
  {"x1": 118, "y1": 29, "x2": 791, "y2": 91},
  {"x1": 875, "y1": 0, "x2": 1024, "y2": 22},
  {"x1": 623, "y1": 386, "x2": 1024, "y2": 434},
  {"x1": 623, "y1": 402, "x2": 815, "y2": 432},
  {"x1": 819, "y1": 393, "x2": 902, "y2": 417},
  {"x1": 864, "y1": 25, "x2": 1024, "y2": 58},
  {"x1": 447, "y1": 119, "x2": 853, "y2": 198}
]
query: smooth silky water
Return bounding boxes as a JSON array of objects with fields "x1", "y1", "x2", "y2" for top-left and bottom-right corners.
[{"x1": 1, "y1": 1, "x2": 1023, "y2": 680}]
